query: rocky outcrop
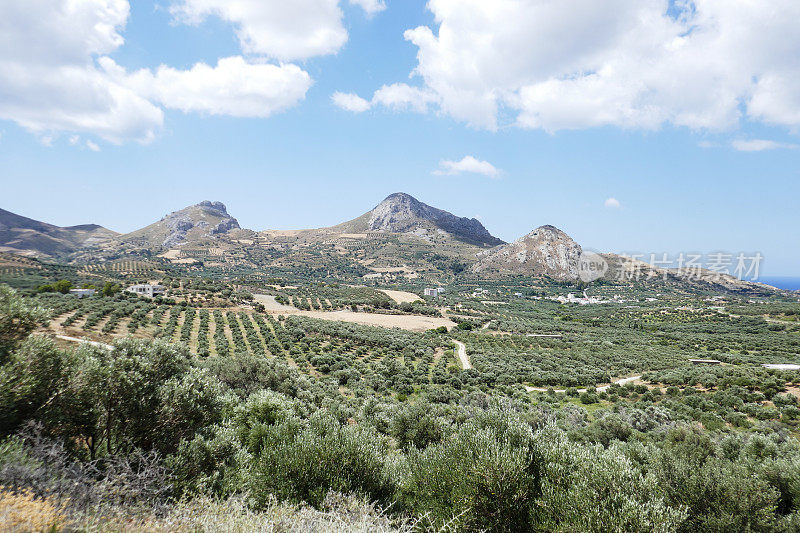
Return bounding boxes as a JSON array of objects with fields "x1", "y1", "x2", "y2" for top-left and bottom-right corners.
[
  {"x1": 123, "y1": 201, "x2": 240, "y2": 248},
  {"x1": 472, "y1": 225, "x2": 582, "y2": 280},
  {"x1": 365, "y1": 193, "x2": 504, "y2": 246}
]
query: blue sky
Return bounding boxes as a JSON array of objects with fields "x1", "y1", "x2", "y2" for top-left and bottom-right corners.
[{"x1": 0, "y1": 0, "x2": 799, "y2": 275}]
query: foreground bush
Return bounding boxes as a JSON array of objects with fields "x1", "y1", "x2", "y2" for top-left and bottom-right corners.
[
  {"x1": 248, "y1": 410, "x2": 395, "y2": 508},
  {"x1": 401, "y1": 414, "x2": 539, "y2": 532}
]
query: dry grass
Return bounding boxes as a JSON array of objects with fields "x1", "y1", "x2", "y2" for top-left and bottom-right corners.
[
  {"x1": 1, "y1": 488, "x2": 411, "y2": 533},
  {"x1": 254, "y1": 294, "x2": 453, "y2": 332},
  {"x1": 0, "y1": 488, "x2": 66, "y2": 532},
  {"x1": 377, "y1": 290, "x2": 422, "y2": 304},
  {"x1": 300, "y1": 310, "x2": 453, "y2": 332},
  {"x1": 64, "y1": 494, "x2": 411, "y2": 533}
]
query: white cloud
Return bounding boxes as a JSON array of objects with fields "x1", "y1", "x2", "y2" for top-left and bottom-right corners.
[
  {"x1": 0, "y1": 0, "x2": 163, "y2": 144},
  {"x1": 348, "y1": 0, "x2": 386, "y2": 16},
  {"x1": 372, "y1": 83, "x2": 438, "y2": 113},
  {"x1": 0, "y1": 0, "x2": 325, "y2": 144},
  {"x1": 86, "y1": 140, "x2": 100, "y2": 152},
  {"x1": 113, "y1": 57, "x2": 312, "y2": 118},
  {"x1": 332, "y1": 91, "x2": 371, "y2": 112},
  {"x1": 604, "y1": 197, "x2": 621, "y2": 209},
  {"x1": 171, "y1": 0, "x2": 347, "y2": 61},
  {"x1": 697, "y1": 141, "x2": 718, "y2": 149},
  {"x1": 433, "y1": 156, "x2": 501, "y2": 179},
  {"x1": 332, "y1": 83, "x2": 438, "y2": 113},
  {"x1": 731, "y1": 139, "x2": 800, "y2": 152},
  {"x1": 366, "y1": 0, "x2": 800, "y2": 132}
]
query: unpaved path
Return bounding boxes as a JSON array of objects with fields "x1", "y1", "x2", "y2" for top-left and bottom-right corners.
[
  {"x1": 524, "y1": 375, "x2": 642, "y2": 394},
  {"x1": 453, "y1": 340, "x2": 472, "y2": 370},
  {"x1": 55, "y1": 335, "x2": 112, "y2": 350},
  {"x1": 450, "y1": 338, "x2": 641, "y2": 389}
]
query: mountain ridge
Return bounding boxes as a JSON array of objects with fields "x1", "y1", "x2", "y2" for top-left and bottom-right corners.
[
  {"x1": 328, "y1": 192, "x2": 504, "y2": 247},
  {"x1": 0, "y1": 207, "x2": 117, "y2": 258},
  {"x1": 0, "y1": 196, "x2": 783, "y2": 295}
]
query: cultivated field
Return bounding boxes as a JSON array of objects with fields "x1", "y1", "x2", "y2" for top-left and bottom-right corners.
[
  {"x1": 378, "y1": 289, "x2": 423, "y2": 304},
  {"x1": 254, "y1": 293, "x2": 451, "y2": 331}
]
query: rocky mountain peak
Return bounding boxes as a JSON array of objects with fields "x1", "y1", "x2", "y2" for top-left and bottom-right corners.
[
  {"x1": 520, "y1": 225, "x2": 576, "y2": 244},
  {"x1": 369, "y1": 193, "x2": 434, "y2": 229},
  {"x1": 125, "y1": 201, "x2": 240, "y2": 248},
  {"x1": 366, "y1": 192, "x2": 504, "y2": 247},
  {"x1": 473, "y1": 224, "x2": 583, "y2": 280},
  {"x1": 197, "y1": 201, "x2": 230, "y2": 216}
]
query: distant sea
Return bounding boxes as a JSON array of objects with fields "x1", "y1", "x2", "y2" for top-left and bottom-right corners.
[{"x1": 759, "y1": 277, "x2": 800, "y2": 291}]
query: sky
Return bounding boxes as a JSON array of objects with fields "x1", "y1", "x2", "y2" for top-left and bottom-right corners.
[{"x1": 0, "y1": 0, "x2": 799, "y2": 276}]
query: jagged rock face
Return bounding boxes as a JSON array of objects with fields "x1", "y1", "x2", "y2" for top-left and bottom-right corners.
[
  {"x1": 160, "y1": 202, "x2": 240, "y2": 247},
  {"x1": 472, "y1": 225, "x2": 582, "y2": 280},
  {"x1": 121, "y1": 201, "x2": 241, "y2": 248},
  {"x1": 367, "y1": 193, "x2": 503, "y2": 246}
]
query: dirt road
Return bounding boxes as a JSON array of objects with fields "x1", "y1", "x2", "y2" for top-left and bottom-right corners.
[
  {"x1": 524, "y1": 374, "x2": 642, "y2": 394},
  {"x1": 453, "y1": 340, "x2": 472, "y2": 370},
  {"x1": 55, "y1": 335, "x2": 112, "y2": 350}
]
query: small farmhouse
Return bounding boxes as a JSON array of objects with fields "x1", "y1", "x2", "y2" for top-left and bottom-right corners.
[{"x1": 126, "y1": 284, "x2": 166, "y2": 298}]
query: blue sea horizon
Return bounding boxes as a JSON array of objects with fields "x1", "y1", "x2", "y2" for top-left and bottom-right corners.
[{"x1": 759, "y1": 277, "x2": 800, "y2": 291}]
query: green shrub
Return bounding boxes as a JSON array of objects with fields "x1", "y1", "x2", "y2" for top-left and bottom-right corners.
[
  {"x1": 399, "y1": 409, "x2": 540, "y2": 532},
  {"x1": 248, "y1": 412, "x2": 394, "y2": 508},
  {"x1": 534, "y1": 427, "x2": 686, "y2": 532}
]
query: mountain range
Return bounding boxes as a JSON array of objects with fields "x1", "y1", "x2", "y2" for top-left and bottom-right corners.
[
  {"x1": 0, "y1": 207, "x2": 118, "y2": 257},
  {"x1": 0, "y1": 194, "x2": 777, "y2": 293}
]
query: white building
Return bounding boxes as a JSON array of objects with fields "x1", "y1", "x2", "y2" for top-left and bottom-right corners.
[
  {"x1": 69, "y1": 288, "x2": 95, "y2": 298},
  {"x1": 424, "y1": 288, "x2": 438, "y2": 297},
  {"x1": 126, "y1": 284, "x2": 166, "y2": 298}
]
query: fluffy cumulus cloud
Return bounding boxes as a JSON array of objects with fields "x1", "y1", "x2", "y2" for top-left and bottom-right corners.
[
  {"x1": 333, "y1": 83, "x2": 439, "y2": 113},
  {"x1": 0, "y1": 0, "x2": 343, "y2": 145},
  {"x1": 171, "y1": 0, "x2": 348, "y2": 61},
  {"x1": 433, "y1": 156, "x2": 501, "y2": 179},
  {"x1": 0, "y1": 0, "x2": 163, "y2": 144},
  {"x1": 353, "y1": 0, "x2": 800, "y2": 133},
  {"x1": 105, "y1": 57, "x2": 312, "y2": 118},
  {"x1": 731, "y1": 139, "x2": 799, "y2": 152},
  {"x1": 332, "y1": 91, "x2": 371, "y2": 112},
  {"x1": 348, "y1": 0, "x2": 386, "y2": 16},
  {"x1": 604, "y1": 197, "x2": 621, "y2": 209},
  {"x1": 372, "y1": 84, "x2": 439, "y2": 113}
]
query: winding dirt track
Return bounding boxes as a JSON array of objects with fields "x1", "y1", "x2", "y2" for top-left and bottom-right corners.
[
  {"x1": 453, "y1": 338, "x2": 641, "y2": 391},
  {"x1": 524, "y1": 375, "x2": 642, "y2": 394},
  {"x1": 453, "y1": 340, "x2": 472, "y2": 370},
  {"x1": 55, "y1": 334, "x2": 112, "y2": 350}
]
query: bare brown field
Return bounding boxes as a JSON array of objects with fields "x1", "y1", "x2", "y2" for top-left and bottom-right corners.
[
  {"x1": 254, "y1": 294, "x2": 452, "y2": 331},
  {"x1": 377, "y1": 289, "x2": 422, "y2": 304}
]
